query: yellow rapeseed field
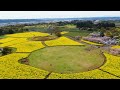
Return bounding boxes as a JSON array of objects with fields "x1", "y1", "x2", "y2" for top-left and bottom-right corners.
[
  {"x1": 81, "y1": 39, "x2": 103, "y2": 46},
  {"x1": 48, "y1": 69, "x2": 118, "y2": 79},
  {"x1": 0, "y1": 37, "x2": 17, "y2": 44},
  {"x1": 0, "y1": 32, "x2": 120, "y2": 79},
  {"x1": 6, "y1": 32, "x2": 49, "y2": 38},
  {"x1": 0, "y1": 53, "x2": 49, "y2": 79},
  {"x1": 0, "y1": 38, "x2": 28, "y2": 47},
  {"x1": 45, "y1": 36, "x2": 84, "y2": 46},
  {"x1": 61, "y1": 31, "x2": 69, "y2": 34},
  {"x1": 0, "y1": 32, "x2": 51, "y2": 78},
  {"x1": 111, "y1": 45, "x2": 120, "y2": 49},
  {"x1": 10, "y1": 41, "x2": 45, "y2": 52},
  {"x1": 100, "y1": 53, "x2": 120, "y2": 77}
]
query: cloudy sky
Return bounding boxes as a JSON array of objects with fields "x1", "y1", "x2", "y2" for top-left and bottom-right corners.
[{"x1": 0, "y1": 11, "x2": 120, "y2": 19}]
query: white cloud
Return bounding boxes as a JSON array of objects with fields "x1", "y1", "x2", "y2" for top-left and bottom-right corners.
[{"x1": 0, "y1": 11, "x2": 120, "y2": 19}]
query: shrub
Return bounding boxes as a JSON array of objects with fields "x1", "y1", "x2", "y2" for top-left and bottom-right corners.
[
  {"x1": 100, "y1": 32, "x2": 105, "y2": 37},
  {"x1": 19, "y1": 58, "x2": 29, "y2": 65},
  {"x1": 55, "y1": 32, "x2": 62, "y2": 37},
  {"x1": 117, "y1": 40, "x2": 120, "y2": 45},
  {"x1": 8, "y1": 29, "x2": 14, "y2": 34},
  {"x1": 74, "y1": 36, "x2": 81, "y2": 40},
  {"x1": 2, "y1": 47, "x2": 12, "y2": 55}
]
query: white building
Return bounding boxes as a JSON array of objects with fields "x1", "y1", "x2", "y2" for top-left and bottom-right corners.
[{"x1": 94, "y1": 20, "x2": 101, "y2": 24}]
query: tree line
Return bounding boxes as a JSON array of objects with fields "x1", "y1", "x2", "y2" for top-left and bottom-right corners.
[
  {"x1": 0, "y1": 24, "x2": 29, "y2": 36},
  {"x1": 57, "y1": 20, "x2": 115, "y2": 29},
  {"x1": 0, "y1": 20, "x2": 116, "y2": 36}
]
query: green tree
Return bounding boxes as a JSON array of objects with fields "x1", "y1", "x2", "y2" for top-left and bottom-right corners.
[
  {"x1": 76, "y1": 21, "x2": 94, "y2": 30},
  {"x1": 55, "y1": 32, "x2": 62, "y2": 37},
  {"x1": 8, "y1": 29, "x2": 14, "y2": 34},
  {"x1": 0, "y1": 29, "x2": 3, "y2": 35},
  {"x1": 100, "y1": 31, "x2": 105, "y2": 37},
  {"x1": 47, "y1": 25, "x2": 55, "y2": 35},
  {"x1": 2, "y1": 47, "x2": 12, "y2": 55}
]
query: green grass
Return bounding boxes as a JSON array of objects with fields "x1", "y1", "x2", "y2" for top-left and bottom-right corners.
[
  {"x1": 58, "y1": 25, "x2": 92, "y2": 37},
  {"x1": 0, "y1": 35, "x2": 8, "y2": 39},
  {"x1": 24, "y1": 24, "x2": 92, "y2": 37},
  {"x1": 64, "y1": 24, "x2": 76, "y2": 28},
  {"x1": 24, "y1": 25, "x2": 48, "y2": 32},
  {"x1": 63, "y1": 30, "x2": 92, "y2": 37},
  {"x1": 28, "y1": 46, "x2": 105, "y2": 74},
  {"x1": 10, "y1": 47, "x2": 17, "y2": 52}
]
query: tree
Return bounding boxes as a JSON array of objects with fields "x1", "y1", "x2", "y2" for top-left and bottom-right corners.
[
  {"x1": 105, "y1": 31, "x2": 113, "y2": 38},
  {"x1": 105, "y1": 28, "x2": 120, "y2": 38},
  {"x1": 55, "y1": 32, "x2": 62, "y2": 37},
  {"x1": 100, "y1": 31, "x2": 105, "y2": 37},
  {"x1": 76, "y1": 21, "x2": 94, "y2": 30},
  {"x1": 47, "y1": 25, "x2": 55, "y2": 35},
  {"x1": 0, "y1": 29, "x2": 3, "y2": 35},
  {"x1": 2, "y1": 47, "x2": 12, "y2": 55},
  {"x1": 8, "y1": 29, "x2": 14, "y2": 34},
  {"x1": 96, "y1": 22, "x2": 115, "y2": 29}
]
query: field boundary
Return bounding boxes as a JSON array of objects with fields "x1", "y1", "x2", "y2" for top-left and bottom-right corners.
[
  {"x1": 99, "y1": 69, "x2": 120, "y2": 78},
  {"x1": 44, "y1": 72, "x2": 52, "y2": 79},
  {"x1": 41, "y1": 41, "x2": 48, "y2": 47}
]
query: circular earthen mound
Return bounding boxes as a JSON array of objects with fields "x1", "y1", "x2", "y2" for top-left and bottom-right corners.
[{"x1": 26, "y1": 46, "x2": 105, "y2": 74}]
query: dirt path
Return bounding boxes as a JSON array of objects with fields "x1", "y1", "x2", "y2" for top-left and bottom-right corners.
[
  {"x1": 41, "y1": 41, "x2": 48, "y2": 47},
  {"x1": 99, "y1": 69, "x2": 120, "y2": 78},
  {"x1": 44, "y1": 72, "x2": 52, "y2": 79}
]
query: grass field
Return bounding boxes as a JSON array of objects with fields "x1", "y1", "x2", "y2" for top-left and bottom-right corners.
[
  {"x1": 63, "y1": 30, "x2": 92, "y2": 37},
  {"x1": 24, "y1": 25, "x2": 49, "y2": 32},
  {"x1": 28, "y1": 46, "x2": 105, "y2": 74},
  {"x1": 58, "y1": 25, "x2": 92, "y2": 37},
  {"x1": 24, "y1": 24, "x2": 92, "y2": 37}
]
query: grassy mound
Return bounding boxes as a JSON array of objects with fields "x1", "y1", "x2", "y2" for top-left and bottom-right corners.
[{"x1": 27, "y1": 46, "x2": 105, "y2": 74}]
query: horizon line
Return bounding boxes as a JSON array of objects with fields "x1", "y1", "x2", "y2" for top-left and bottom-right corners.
[{"x1": 0, "y1": 16, "x2": 120, "y2": 19}]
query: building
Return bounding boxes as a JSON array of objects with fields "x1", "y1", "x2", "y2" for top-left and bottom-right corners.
[{"x1": 94, "y1": 20, "x2": 100, "y2": 24}]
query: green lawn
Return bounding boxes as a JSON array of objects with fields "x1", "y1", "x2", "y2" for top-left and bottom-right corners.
[{"x1": 28, "y1": 46, "x2": 105, "y2": 74}]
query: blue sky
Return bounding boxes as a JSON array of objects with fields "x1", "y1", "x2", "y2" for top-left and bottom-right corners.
[{"x1": 0, "y1": 11, "x2": 120, "y2": 19}]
